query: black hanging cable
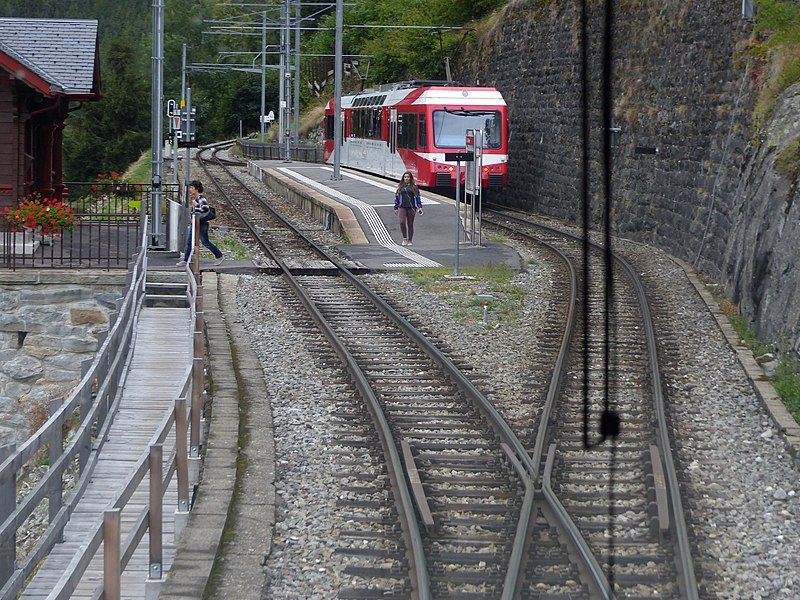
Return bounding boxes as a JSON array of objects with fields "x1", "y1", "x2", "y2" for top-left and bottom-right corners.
[
  {"x1": 579, "y1": 0, "x2": 590, "y2": 452},
  {"x1": 600, "y1": 0, "x2": 620, "y2": 592},
  {"x1": 579, "y1": 0, "x2": 619, "y2": 588}
]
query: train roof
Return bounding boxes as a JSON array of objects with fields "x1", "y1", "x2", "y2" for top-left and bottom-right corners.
[{"x1": 331, "y1": 82, "x2": 506, "y2": 110}]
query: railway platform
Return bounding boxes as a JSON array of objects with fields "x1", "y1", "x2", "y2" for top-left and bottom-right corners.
[{"x1": 248, "y1": 160, "x2": 521, "y2": 271}]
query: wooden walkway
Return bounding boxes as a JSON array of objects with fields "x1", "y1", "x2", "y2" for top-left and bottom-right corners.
[{"x1": 21, "y1": 307, "x2": 192, "y2": 599}]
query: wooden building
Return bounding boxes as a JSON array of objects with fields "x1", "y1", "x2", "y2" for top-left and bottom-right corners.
[{"x1": 0, "y1": 18, "x2": 100, "y2": 209}]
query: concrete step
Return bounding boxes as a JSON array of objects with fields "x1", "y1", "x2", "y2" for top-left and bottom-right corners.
[
  {"x1": 146, "y1": 281, "x2": 188, "y2": 295},
  {"x1": 145, "y1": 294, "x2": 189, "y2": 308},
  {"x1": 147, "y1": 269, "x2": 190, "y2": 284}
]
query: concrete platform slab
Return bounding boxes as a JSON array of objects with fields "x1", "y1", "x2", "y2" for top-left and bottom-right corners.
[{"x1": 251, "y1": 160, "x2": 522, "y2": 271}]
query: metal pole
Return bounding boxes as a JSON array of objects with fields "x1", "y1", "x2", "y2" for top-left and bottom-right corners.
[
  {"x1": 185, "y1": 87, "x2": 192, "y2": 204},
  {"x1": 278, "y1": 4, "x2": 285, "y2": 157},
  {"x1": 332, "y1": 0, "x2": 343, "y2": 180},
  {"x1": 284, "y1": 0, "x2": 292, "y2": 161},
  {"x1": 293, "y1": 0, "x2": 301, "y2": 144},
  {"x1": 181, "y1": 44, "x2": 187, "y2": 106},
  {"x1": 181, "y1": 44, "x2": 188, "y2": 206},
  {"x1": 260, "y1": 11, "x2": 266, "y2": 141},
  {"x1": 453, "y1": 160, "x2": 461, "y2": 276},
  {"x1": 477, "y1": 130, "x2": 484, "y2": 246},
  {"x1": 150, "y1": 0, "x2": 164, "y2": 247}
]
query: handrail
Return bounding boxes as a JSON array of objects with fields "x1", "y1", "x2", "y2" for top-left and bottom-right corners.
[
  {"x1": 46, "y1": 367, "x2": 192, "y2": 600},
  {"x1": 0, "y1": 215, "x2": 150, "y2": 599}
]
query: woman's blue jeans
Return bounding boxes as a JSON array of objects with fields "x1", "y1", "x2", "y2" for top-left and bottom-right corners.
[{"x1": 183, "y1": 220, "x2": 222, "y2": 261}]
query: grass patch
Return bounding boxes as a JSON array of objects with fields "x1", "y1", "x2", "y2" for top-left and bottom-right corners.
[
  {"x1": 750, "y1": 0, "x2": 800, "y2": 125},
  {"x1": 776, "y1": 134, "x2": 800, "y2": 178},
  {"x1": 402, "y1": 264, "x2": 524, "y2": 324},
  {"x1": 122, "y1": 150, "x2": 151, "y2": 184},
  {"x1": 706, "y1": 281, "x2": 800, "y2": 424},
  {"x1": 774, "y1": 358, "x2": 800, "y2": 422},
  {"x1": 199, "y1": 233, "x2": 250, "y2": 261}
]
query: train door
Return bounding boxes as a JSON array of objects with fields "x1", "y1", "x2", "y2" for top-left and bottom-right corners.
[
  {"x1": 388, "y1": 108, "x2": 399, "y2": 177},
  {"x1": 342, "y1": 109, "x2": 349, "y2": 165}
]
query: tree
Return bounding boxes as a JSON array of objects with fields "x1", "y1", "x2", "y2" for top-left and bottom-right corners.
[{"x1": 64, "y1": 36, "x2": 150, "y2": 180}]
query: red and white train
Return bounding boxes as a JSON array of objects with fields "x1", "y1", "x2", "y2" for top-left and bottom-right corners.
[{"x1": 323, "y1": 81, "x2": 508, "y2": 189}]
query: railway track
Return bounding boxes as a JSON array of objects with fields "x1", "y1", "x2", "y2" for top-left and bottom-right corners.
[
  {"x1": 193, "y1": 144, "x2": 540, "y2": 599},
  {"x1": 190, "y1": 142, "x2": 699, "y2": 599},
  {"x1": 484, "y1": 208, "x2": 700, "y2": 599}
]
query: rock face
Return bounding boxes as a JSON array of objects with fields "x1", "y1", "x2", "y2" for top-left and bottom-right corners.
[
  {"x1": 459, "y1": 0, "x2": 799, "y2": 353},
  {"x1": 0, "y1": 276, "x2": 123, "y2": 445}
]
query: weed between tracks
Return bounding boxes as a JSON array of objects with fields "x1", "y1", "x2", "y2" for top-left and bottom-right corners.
[{"x1": 402, "y1": 264, "x2": 524, "y2": 324}]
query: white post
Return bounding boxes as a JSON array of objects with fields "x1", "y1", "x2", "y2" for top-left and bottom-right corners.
[
  {"x1": 332, "y1": 0, "x2": 344, "y2": 180},
  {"x1": 150, "y1": 0, "x2": 164, "y2": 247}
]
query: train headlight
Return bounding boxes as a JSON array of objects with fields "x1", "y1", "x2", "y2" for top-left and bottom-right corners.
[{"x1": 448, "y1": 166, "x2": 454, "y2": 172}]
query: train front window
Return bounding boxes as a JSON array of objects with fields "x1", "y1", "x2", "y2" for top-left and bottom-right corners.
[{"x1": 432, "y1": 110, "x2": 502, "y2": 149}]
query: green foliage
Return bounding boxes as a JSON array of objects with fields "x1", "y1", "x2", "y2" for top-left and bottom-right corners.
[
  {"x1": 776, "y1": 135, "x2": 800, "y2": 179},
  {"x1": 706, "y1": 281, "x2": 800, "y2": 425},
  {"x1": 306, "y1": 0, "x2": 506, "y2": 85},
  {"x1": 1, "y1": 0, "x2": 506, "y2": 180},
  {"x1": 124, "y1": 151, "x2": 152, "y2": 184},
  {"x1": 773, "y1": 359, "x2": 800, "y2": 424},
  {"x1": 64, "y1": 35, "x2": 151, "y2": 180},
  {"x1": 751, "y1": 0, "x2": 800, "y2": 124}
]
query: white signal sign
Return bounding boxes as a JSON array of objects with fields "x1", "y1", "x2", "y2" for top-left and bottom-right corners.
[
  {"x1": 166, "y1": 99, "x2": 176, "y2": 118},
  {"x1": 171, "y1": 116, "x2": 181, "y2": 131}
]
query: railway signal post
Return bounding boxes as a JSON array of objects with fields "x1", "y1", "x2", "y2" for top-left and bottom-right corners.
[{"x1": 444, "y1": 151, "x2": 474, "y2": 279}]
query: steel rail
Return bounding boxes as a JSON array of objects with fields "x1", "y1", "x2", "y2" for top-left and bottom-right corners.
[
  {"x1": 197, "y1": 143, "x2": 541, "y2": 598},
  {"x1": 485, "y1": 207, "x2": 700, "y2": 599},
  {"x1": 479, "y1": 216, "x2": 615, "y2": 599}
]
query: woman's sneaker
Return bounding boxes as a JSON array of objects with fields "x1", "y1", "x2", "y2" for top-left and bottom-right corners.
[
  {"x1": 213, "y1": 256, "x2": 224, "y2": 266},
  {"x1": 175, "y1": 259, "x2": 187, "y2": 267}
]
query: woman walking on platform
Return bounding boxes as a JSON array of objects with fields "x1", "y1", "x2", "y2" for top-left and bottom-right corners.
[{"x1": 394, "y1": 171, "x2": 422, "y2": 246}]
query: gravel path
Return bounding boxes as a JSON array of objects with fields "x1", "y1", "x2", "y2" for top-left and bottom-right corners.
[{"x1": 237, "y1": 275, "x2": 371, "y2": 599}]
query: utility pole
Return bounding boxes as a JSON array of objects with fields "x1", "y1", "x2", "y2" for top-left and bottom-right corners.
[
  {"x1": 293, "y1": 0, "x2": 301, "y2": 144},
  {"x1": 185, "y1": 87, "x2": 192, "y2": 202},
  {"x1": 260, "y1": 11, "x2": 266, "y2": 141},
  {"x1": 150, "y1": 0, "x2": 164, "y2": 246},
  {"x1": 181, "y1": 45, "x2": 189, "y2": 205},
  {"x1": 332, "y1": 0, "x2": 343, "y2": 180},
  {"x1": 284, "y1": 0, "x2": 292, "y2": 161},
  {"x1": 278, "y1": 2, "x2": 286, "y2": 159}
]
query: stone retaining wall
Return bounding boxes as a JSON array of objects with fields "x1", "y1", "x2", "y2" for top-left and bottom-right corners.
[
  {"x1": 0, "y1": 271, "x2": 125, "y2": 444},
  {"x1": 459, "y1": 0, "x2": 800, "y2": 353}
]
